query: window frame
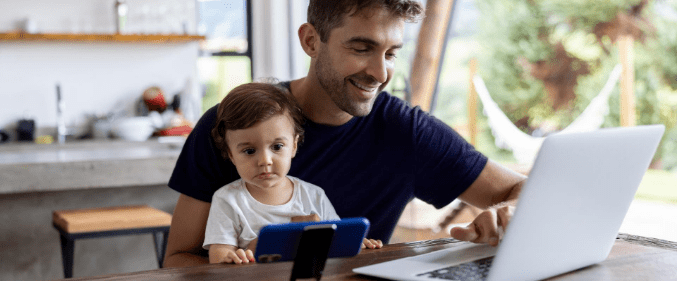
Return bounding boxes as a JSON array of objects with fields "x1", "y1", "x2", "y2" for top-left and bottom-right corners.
[{"x1": 198, "y1": 0, "x2": 254, "y2": 79}]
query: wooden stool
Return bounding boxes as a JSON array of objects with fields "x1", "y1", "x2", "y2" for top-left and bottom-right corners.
[{"x1": 52, "y1": 205, "x2": 172, "y2": 278}]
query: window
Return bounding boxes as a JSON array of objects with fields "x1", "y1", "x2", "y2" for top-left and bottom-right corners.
[{"x1": 197, "y1": 0, "x2": 253, "y2": 112}]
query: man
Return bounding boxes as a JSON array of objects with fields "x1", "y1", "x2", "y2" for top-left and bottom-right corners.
[{"x1": 164, "y1": 0, "x2": 526, "y2": 267}]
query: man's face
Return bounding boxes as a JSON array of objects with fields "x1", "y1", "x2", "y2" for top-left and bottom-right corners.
[{"x1": 314, "y1": 8, "x2": 405, "y2": 117}]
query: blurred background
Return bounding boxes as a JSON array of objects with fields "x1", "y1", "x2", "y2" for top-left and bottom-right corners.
[{"x1": 1, "y1": 0, "x2": 676, "y2": 280}]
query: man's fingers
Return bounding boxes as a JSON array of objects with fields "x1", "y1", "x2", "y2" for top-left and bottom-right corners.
[
  {"x1": 451, "y1": 212, "x2": 499, "y2": 246},
  {"x1": 452, "y1": 207, "x2": 513, "y2": 247},
  {"x1": 476, "y1": 210, "x2": 500, "y2": 246},
  {"x1": 496, "y1": 206, "x2": 514, "y2": 231},
  {"x1": 450, "y1": 223, "x2": 478, "y2": 242}
]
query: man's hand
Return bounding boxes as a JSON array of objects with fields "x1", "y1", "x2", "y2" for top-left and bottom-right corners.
[
  {"x1": 449, "y1": 204, "x2": 514, "y2": 246},
  {"x1": 291, "y1": 213, "x2": 321, "y2": 222},
  {"x1": 209, "y1": 244, "x2": 255, "y2": 264},
  {"x1": 361, "y1": 238, "x2": 383, "y2": 249},
  {"x1": 451, "y1": 160, "x2": 525, "y2": 247}
]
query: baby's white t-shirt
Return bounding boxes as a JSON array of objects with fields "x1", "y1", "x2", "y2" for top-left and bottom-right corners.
[{"x1": 203, "y1": 176, "x2": 340, "y2": 250}]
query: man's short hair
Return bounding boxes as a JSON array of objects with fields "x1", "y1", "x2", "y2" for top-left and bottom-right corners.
[
  {"x1": 211, "y1": 82, "x2": 305, "y2": 160},
  {"x1": 308, "y1": 0, "x2": 424, "y2": 43}
]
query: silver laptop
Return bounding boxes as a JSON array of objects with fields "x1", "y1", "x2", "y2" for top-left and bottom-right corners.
[{"x1": 354, "y1": 125, "x2": 665, "y2": 281}]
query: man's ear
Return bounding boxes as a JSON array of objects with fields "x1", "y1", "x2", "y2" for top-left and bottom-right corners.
[
  {"x1": 291, "y1": 134, "x2": 299, "y2": 158},
  {"x1": 298, "y1": 23, "x2": 320, "y2": 58}
]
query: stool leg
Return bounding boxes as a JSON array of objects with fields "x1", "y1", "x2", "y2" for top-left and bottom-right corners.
[
  {"x1": 161, "y1": 230, "x2": 169, "y2": 267},
  {"x1": 153, "y1": 231, "x2": 169, "y2": 268},
  {"x1": 59, "y1": 234, "x2": 74, "y2": 278}
]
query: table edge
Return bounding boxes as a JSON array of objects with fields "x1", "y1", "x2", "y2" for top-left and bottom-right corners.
[{"x1": 616, "y1": 232, "x2": 677, "y2": 251}]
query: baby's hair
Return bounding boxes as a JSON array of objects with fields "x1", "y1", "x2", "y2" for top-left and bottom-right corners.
[{"x1": 211, "y1": 82, "x2": 305, "y2": 160}]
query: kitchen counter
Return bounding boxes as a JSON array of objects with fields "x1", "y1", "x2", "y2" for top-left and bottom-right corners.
[{"x1": 0, "y1": 137, "x2": 184, "y2": 194}]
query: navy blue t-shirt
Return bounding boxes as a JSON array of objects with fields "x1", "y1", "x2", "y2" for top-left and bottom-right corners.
[{"x1": 168, "y1": 87, "x2": 487, "y2": 243}]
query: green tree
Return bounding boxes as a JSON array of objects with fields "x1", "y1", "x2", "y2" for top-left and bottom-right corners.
[{"x1": 476, "y1": 0, "x2": 677, "y2": 170}]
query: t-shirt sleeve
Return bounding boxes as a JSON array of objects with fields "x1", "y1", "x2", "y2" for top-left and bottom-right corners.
[
  {"x1": 410, "y1": 107, "x2": 488, "y2": 209},
  {"x1": 203, "y1": 190, "x2": 240, "y2": 249},
  {"x1": 168, "y1": 105, "x2": 239, "y2": 202}
]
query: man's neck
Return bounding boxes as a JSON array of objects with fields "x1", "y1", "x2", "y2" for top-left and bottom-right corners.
[{"x1": 290, "y1": 77, "x2": 354, "y2": 126}]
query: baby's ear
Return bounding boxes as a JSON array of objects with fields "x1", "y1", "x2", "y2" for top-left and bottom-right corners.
[{"x1": 292, "y1": 135, "x2": 299, "y2": 158}]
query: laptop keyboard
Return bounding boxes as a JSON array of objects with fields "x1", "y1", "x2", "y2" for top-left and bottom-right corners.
[{"x1": 416, "y1": 256, "x2": 494, "y2": 280}]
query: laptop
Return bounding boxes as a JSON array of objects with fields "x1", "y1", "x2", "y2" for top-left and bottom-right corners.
[{"x1": 353, "y1": 125, "x2": 665, "y2": 281}]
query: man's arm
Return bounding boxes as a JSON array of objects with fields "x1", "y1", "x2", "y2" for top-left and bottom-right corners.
[
  {"x1": 450, "y1": 159, "x2": 527, "y2": 246},
  {"x1": 163, "y1": 194, "x2": 211, "y2": 267}
]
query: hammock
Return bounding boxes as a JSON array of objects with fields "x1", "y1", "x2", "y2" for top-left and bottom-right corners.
[{"x1": 472, "y1": 64, "x2": 622, "y2": 164}]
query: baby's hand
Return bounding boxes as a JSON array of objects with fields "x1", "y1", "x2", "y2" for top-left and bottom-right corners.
[
  {"x1": 291, "y1": 214, "x2": 320, "y2": 222},
  {"x1": 362, "y1": 238, "x2": 383, "y2": 249},
  {"x1": 209, "y1": 244, "x2": 255, "y2": 264},
  {"x1": 226, "y1": 248, "x2": 255, "y2": 264}
]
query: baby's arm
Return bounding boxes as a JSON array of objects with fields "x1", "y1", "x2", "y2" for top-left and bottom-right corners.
[
  {"x1": 362, "y1": 238, "x2": 383, "y2": 249},
  {"x1": 209, "y1": 244, "x2": 255, "y2": 264}
]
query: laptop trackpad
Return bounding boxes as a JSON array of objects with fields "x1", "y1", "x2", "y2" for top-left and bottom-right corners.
[{"x1": 409, "y1": 242, "x2": 498, "y2": 265}]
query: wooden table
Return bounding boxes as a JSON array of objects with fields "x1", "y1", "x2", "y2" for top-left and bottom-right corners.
[{"x1": 64, "y1": 233, "x2": 677, "y2": 281}]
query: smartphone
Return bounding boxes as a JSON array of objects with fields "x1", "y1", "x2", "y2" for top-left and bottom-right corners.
[
  {"x1": 289, "y1": 224, "x2": 336, "y2": 280},
  {"x1": 255, "y1": 217, "x2": 370, "y2": 263}
]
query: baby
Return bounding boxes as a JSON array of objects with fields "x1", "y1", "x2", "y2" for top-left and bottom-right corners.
[{"x1": 204, "y1": 82, "x2": 382, "y2": 264}]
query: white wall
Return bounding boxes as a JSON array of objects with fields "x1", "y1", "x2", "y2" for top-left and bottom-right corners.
[
  {"x1": 251, "y1": 0, "x2": 308, "y2": 81},
  {"x1": 0, "y1": 0, "x2": 200, "y2": 138}
]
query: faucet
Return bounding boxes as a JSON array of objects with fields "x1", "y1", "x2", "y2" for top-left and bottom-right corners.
[{"x1": 56, "y1": 83, "x2": 67, "y2": 144}]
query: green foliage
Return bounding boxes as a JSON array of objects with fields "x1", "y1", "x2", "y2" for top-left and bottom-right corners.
[
  {"x1": 198, "y1": 56, "x2": 252, "y2": 113},
  {"x1": 650, "y1": 3, "x2": 677, "y2": 89},
  {"x1": 201, "y1": 81, "x2": 221, "y2": 112},
  {"x1": 475, "y1": 0, "x2": 677, "y2": 170},
  {"x1": 540, "y1": 0, "x2": 643, "y2": 30},
  {"x1": 475, "y1": 0, "x2": 552, "y2": 125}
]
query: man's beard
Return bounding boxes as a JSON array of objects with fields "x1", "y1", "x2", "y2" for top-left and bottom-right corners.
[{"x1": 314, "y1": 48, "x2": 385, "y2": 117}]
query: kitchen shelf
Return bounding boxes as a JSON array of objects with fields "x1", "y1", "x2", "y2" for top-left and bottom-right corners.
[{"x1": 0, "y1": 32, "x2": 205, "y2": 43}]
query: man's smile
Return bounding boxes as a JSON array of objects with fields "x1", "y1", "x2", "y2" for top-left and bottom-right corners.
[{"x1": 348, "y1": 78, "x2": 379, "y2": 97}]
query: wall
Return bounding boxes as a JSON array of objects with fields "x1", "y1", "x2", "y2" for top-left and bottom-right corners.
[
  {"x1": 0, "y1": 1, "x2": 197, "y2": 279},
  {"x1": 251, "y1": 0, "x2": 308, "y2": 81},
  {"x1": 0, "y1": 0, "x2": 201, "y2": 139}
]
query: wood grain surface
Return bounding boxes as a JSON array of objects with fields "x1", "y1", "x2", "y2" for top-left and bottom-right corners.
[
  {"x1": 53, "y1": 205, "x2": 172, "y2": 233},
  {"x1": 61, "y1": 235, "x2": 677, "y2": 281}
]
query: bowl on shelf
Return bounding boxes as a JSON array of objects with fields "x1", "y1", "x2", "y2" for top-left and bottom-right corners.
[{"x1": 112, "y1": 117, "x2": 154, "y2": 142}]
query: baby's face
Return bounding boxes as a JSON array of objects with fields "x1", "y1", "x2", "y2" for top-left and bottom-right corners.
[{"x1": 225, "y1": 114, "x2": 299, "y2": 193}]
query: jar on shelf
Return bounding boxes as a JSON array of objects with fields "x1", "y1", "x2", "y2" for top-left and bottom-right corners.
[{"x1": 115, "y1": 0, "x2": 128, "y2": 34}]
